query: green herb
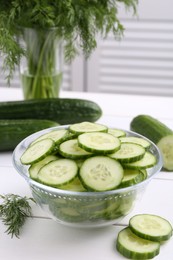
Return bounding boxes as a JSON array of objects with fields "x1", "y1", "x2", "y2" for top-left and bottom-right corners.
[
  {"x1": 0, "y1": 194, "x2": 35, "y2": 238},
  {"x1": 0, "y1": 0, "x2": 138, "y2": 83}
]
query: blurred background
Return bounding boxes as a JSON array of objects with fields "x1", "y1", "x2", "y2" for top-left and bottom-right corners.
[{"x1": 1, "y1": 0, "x2": 173, "y2": 97}]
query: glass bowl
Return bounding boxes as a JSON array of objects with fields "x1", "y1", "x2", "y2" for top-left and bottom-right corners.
[{"x1": 12, "y1": 125, "x2": 163, "y2": 228}]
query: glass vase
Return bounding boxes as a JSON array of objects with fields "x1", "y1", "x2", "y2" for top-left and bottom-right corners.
[{"x1": 19, "y1": 27, "x2": 63, "y2": 99}]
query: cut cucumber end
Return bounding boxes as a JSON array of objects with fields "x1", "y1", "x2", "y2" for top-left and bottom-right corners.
[{"x1": 157, "y1": 135, "x2": 173, "y2": 171}]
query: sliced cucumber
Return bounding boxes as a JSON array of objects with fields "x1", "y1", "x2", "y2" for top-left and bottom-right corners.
[
  {"x1": 129, "y1": 214, "x2": 173, "y2": 242},
  {"x1": 109, "y1": 143, "x2": 145, "y2": 163},
  {"x1": 59, "y1": 139, "x2": 92, "y2": 159},
  {"x1": 119, "y1": 169, "x2": 145, "y2": 188},
  {"x1": 31, "y1": 129, "x2": 69, "y2": 145},
  {"x1": 108, "y1": 128, "x2": 126, "y2": 138},
  {"x1": 60, "y1": 177, "x2": 86, "y2": 192},
  {"x1": 38, "y1": 159, "x2": 78, "y2": 187},
  {"x1": 116, "y1": 227, "x2": 160, "y2": 259},
  {"x1": 157, "y1": 135, "x2": 173, "y2": 171},
  {"x1": 79, "y1": 156, "x2": 124, "y2": 191},
  {"x1": 29, "y1": 155, "x2": 59, "y2": 180},
  {"x1": 123, "y1": 151, "x2": 157, "y2": 169},
  {"x1": 120, "y1": 136, "x2": 151, "y2": 149},
  {"x1": 20, "y1": 138, "x2": 55, "y2": 165},
  {"x1": 78, "y1": 132, "x2": 121, "y2": 154},
  {"x1": 69, "y1": 121, "x2": 108, "y2": 135}
]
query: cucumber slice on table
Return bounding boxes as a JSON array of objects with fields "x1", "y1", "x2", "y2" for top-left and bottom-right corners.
[
  {"x1": 38, "y1": 159, "x2": 78, "y2": 187},
  {"x1": 78, "y1": 132, "x2": 121, "y2": 154},
  {"x1": 20, "y1": 138, "x2": 56, "y2": 165},
  {"x1": 69, "y1": 121, "x2": 108, "y2": 135},
  {"x1": 120, "y1": 136, "x2": 151, "y2": 149},
  {"x1": 59, "y1": 139, "x2": 92, "y2": 159},
  {"x1": 79, "y1": 156, "x2": 124, "y2": 191},
  {"x1": 109, "y1": 143, "x2": 145, "y2": 163},
  {"x1": 129, "y1": 214, "x2": 173, "y2": 242},
  {"x1": 116, "y1": 227, "x2": 160, "y2": 259},
  {"x1": 123, "y1": 151, "x2": 157, "y2": 169}
]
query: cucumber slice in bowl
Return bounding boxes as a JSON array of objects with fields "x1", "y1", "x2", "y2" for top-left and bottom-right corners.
[
  {"x1": 69, "y1": 121, "x2": 108, "y2": 134},
  {"x1": 109, "y1": 143, "x2": 145, "y2": 163},
  {"x1": 79, "y1": 156, "x2": 124, "y2": 191},
  {"x1": 129, "y1": 214, "x2": 173, "y2": 242},
  {"x1": 119, "y1": 169, "x2": 146, "y2": 188},
  {"x1": 116, "y1": 227, "x2": 160, "y2": 259},
  {"x1": 78, "y1": 132, "x2": 121, "y2": 154},
  {"x1": 20, "y1": 138, "x2": 56, "y2": 165},
  {"x1": 38, "y1": 159, "x2": 78, "y2": 187},
  {"x1": 119, "y1": 136, "x2": 151, "y2": 149},
  {"x1": 123, "y1": 151, "x2": 157, "y2": 170},
  {"x1": 59, "y1": 139, "x2": 92, "y2": 159}
]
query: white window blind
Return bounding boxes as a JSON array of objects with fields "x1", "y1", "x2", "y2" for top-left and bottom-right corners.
[{"x1": 86, "y1": 0, "x2": 173, "y2": 96}]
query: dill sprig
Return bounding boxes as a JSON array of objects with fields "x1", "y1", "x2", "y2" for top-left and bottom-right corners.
[
  {"x1": 0, "y1": 194, "x2": 35, "y2": 238},
  {"x1": 0, "y1": 0, "x2": 138, "y2": 82}
]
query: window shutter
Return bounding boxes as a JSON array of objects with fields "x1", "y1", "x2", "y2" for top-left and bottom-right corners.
[{"x1": 86, "y1": 0, "x2": 173, "y2": 96}]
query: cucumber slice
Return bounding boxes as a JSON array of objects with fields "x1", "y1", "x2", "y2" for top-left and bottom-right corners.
[
  {"x1": 123, "y1": 151, "x2": 157, "y2": 169},
  {"x1": 119, "y1": 169, "x2": 145, "y2": 188},
  {"x1": 129, "y1": 214, "x2": 173, "y2": 242},
  {"x1": 31, "y1": 129, "x2": 69, "y2": 145},
  {"x1": 109, "y1": 143, "x2": 145, "y2": 163},
  {"x1": 157, "y1": 135, "x2": 173, "y2": 171},
  {"x1": 59, "y1": 139, "x2": 92, "y2": 159},
  {"x1": 116, "y1": 227, "x2": 160, "y2": 259},
  {"x1": 29, "y1": 155, "x2": 59, "y2": 180},
  {"x1": 120, "y1": 136, "x2": 151, "y2": 149},
  {"x1": 60, "y1": 177, "x2": 86, "y2": 192},
  {"x1": 79, "y1": 156, "x2": 124, "y2": 191},
  {"x1": 69, "y1": 121, "x2": 108, "y2": 135},
  {"x1": 78, "y1": 132, "x2": 121, "y2": 154},
  {"x1": 108, "y1": 128, "x2": 126, "y2": 138},
  {"x1": 20, "y1": 138, "x2": 55, "y2": 165},
  {"x1": 38, "y1": 159, "x2": 78, "y2": 187}
]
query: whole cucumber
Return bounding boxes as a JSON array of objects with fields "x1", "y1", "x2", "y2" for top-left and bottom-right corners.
[{"x1": 0, "y1": 98, "x2": 102, "y2": 124}]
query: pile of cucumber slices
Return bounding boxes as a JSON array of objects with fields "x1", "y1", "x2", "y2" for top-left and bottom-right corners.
[
  {"x1": 116, "y1": 214, "x2": 172, "y2": 259},
  {"x1": 20, "y1": 121, "x2": 158, "y2": 191}
]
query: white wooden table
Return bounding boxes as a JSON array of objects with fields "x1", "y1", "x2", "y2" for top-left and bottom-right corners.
[{"x1": 0, "y1": 87, "x2": 173, "y2": 260}]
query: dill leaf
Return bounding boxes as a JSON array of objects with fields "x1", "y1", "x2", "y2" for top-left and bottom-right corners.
[{"x1": 0, "y1": 194, "x2": 35, "y2": 238}]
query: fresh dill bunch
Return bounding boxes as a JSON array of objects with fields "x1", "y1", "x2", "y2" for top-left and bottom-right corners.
[
  {"x1": 0, "y1": 0, "x2": 138, "y2": 82},
  {"x1": 0, "y1": 194, "x2": 35, "y2": 238}
]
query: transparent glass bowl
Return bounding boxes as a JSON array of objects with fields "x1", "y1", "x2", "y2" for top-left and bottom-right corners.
[{"x1": 12, "y1": 125, "x2": 163, "y2": 228}]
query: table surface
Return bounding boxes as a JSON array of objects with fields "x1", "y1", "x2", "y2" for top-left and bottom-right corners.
[{"x1": 0, "y1": 87, "x2": 173, "y2": 260}]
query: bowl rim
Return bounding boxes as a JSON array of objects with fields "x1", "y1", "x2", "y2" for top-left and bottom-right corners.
[{"x1": 12, "y1": 124, "x2": 163, "y2": 197}]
